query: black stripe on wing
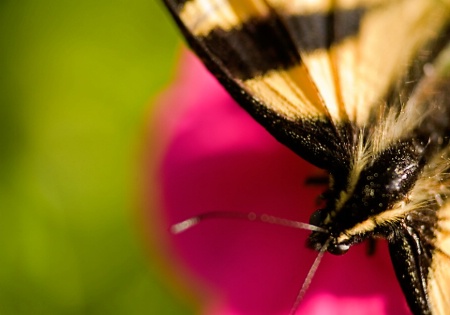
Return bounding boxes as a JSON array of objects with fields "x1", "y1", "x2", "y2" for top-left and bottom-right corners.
[
  {"x1": 198, "y1": 13, "x2": 301, "y2": 80},
  {"x1": 170, "y1": 1, "x2": 369, "y2": 80},
  {"x1": 167, "y1": 0, "x2": 191, "y2": 12},
  {"x1": 286, "y1": 8, "x2": 366, "y2": 52},
  {"x1": 196, "y1": 7, "x2": 367, "y2": 81}
]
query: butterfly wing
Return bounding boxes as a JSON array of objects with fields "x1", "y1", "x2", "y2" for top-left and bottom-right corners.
[
  {"x1": 388, "y1": 220, "x2": 450, "y2": 315},
  {"x1": 164, "y1": 0, "x2": 351, "y2": 172},
  {"x1": 267, "y1": 0, "x2": 450, "y2": 125},
  {"x1": 163, "y1": 0, "x2": 450, "y2": 172},
  {"x1": 388, "y1": 142, "x2": 450, "y2": 315}
]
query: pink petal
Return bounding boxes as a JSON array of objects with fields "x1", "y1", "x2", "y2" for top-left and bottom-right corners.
[{"x1": 152, "y1": 50, "x2": 411, "y2": 315}]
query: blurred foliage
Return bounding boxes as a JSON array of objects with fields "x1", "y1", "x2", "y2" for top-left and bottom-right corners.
[{"x1": 0, "y1": 1, "x2": 192, "y2": 314}]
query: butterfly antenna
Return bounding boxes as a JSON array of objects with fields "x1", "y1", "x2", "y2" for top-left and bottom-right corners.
[
  {"x1": 289, "y1": 238, "x2": 330, "y2": 315},
  {"x1": 171, "y1": 211, "x2": 327, "y2": 234}
]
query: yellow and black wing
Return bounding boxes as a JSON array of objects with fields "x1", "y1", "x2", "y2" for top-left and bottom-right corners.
[
  {"x1": 162, "y1": 0, "x2": 450, "y2": 314},
  {"x1": 163, "y1": 0, "x2": 450, "y2": 170}
]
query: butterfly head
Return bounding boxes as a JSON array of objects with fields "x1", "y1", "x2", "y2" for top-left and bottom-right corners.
[
  {"x1": 307, "y1": 211, "x2": 353, "y2": 255},
  {"x1": 305, "y1": 208, "x2": 349, "y2": 255}
]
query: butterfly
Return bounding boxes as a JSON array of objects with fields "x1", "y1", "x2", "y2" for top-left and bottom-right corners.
[{"x1": 161, "y1": 0, "x2": 450, "y2": 314}]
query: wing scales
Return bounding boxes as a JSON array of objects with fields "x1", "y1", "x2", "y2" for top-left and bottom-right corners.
[{"x1": 268, "y1": 0, "x2": 450, "y2": 126}]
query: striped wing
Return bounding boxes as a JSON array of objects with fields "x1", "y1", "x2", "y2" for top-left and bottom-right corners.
[
  {"x1": 268, "y1": 0, "x2": 450, "y2": 125},
  {"x1": 163, "y1": 0, "x2": 450, "y2": 171}
]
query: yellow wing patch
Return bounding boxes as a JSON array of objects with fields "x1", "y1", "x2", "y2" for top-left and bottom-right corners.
[
  {"x1": 180, "y1": 0, "x2": 269, "y2": 36},
  {"x1": 244, "y1": 65, "x2": 327, "y2": 120},
  {"x1": 428, "y1": 201, "x2": 450, "y2": 315}
]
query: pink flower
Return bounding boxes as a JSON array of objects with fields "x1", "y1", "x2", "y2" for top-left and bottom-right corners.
[{"x1": 152, "y1": 50, "x2": 411, "y2": 315}]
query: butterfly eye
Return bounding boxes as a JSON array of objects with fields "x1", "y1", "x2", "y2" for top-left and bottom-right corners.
[
  {"x1": 328, "y1": 243, "x2": 350, "y2": 255},
  {"x1": 309, "y1": 208, "x2": 328, "y2": 226}
]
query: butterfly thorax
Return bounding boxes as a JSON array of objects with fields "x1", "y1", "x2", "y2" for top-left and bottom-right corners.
[{"x1": 307, "y1": 136, "x2": 431, "y2": 255}]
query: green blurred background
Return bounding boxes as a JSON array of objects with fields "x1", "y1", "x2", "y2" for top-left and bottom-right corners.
[{"x1": 0, "y1": 1, "x2": 193, "y2": 314}]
